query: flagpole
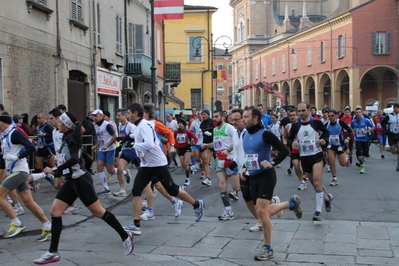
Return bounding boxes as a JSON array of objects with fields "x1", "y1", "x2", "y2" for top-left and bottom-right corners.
[{"x1": 151, "y1": 0, "x2": 157, "y2": 104}]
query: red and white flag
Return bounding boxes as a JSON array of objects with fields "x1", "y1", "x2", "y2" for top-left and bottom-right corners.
[{"x1": 154, "y1": 0, "x2": 184, "y2": 20}]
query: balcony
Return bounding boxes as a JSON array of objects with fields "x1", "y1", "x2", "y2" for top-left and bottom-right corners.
[
  {"x1": 165, "y1": 62, "x2": 181, "y2": 82},
  {"x1": 125, "y1": 53, "x2": 152, "y2": 80}
]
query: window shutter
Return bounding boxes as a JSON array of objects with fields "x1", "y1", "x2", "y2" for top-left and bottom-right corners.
[
  {"x1": 72, "y1": 0, "x2": 77, "y2": 20},
  {"x1": 157, "y1": 29, "x2": 161, "y2": 61},
  {"x1": 128, "y1": 23, "x2": 134, "y2": 53},
  {"x1": 255, "y1": 64, "x2": 259, "y2": 79},
  {"x1": 282, "y1": 54, "x2": 286, "y2": 73},
  {"x1": 77, "y1": 0, "x2": 83, "y2": 22},
  {"x1": 318, "y1": 42, "x2": 321, "y2": 62},
  {"x1": 293, "y1": 54, "x2": 297, "y2": 70},
  {"x1": 323, "y1": 42, "x2": 326, "y2": 62},
  {"x1": 342, "y1": 34, "x2": 346, "y2": 57},
  {"x1": 134, "y1": 25, "x2": 144, "y2": 53},
  {"x1": 371, "y1": 32, "x2": 376, "y2": 54},
  {"x1": 307, "y1": 46, "x2": 312, "y2": 66},
  {"x1": 336, "y1": 36, "x2": 339, "y2": 58},
  {"x1": 386, "y1": 31, "x2": 392, "y2": 55}
]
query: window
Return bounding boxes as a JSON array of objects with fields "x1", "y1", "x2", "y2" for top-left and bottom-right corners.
[
  {"x1": 272, "y1": 58, "x2": 275, "y2": 75},
  {"x1": 336, "y1": 34, "x2": 346, "y2": 58},
  {"x1": 228, "y1": 64, "x2": 232, "y2": 75},
  {"x1": 255, "y1": 64, "x2": 259, "y2": 80},
  {"x1": 191, "y1": 89, "x2": 202, "y2": 108},
  {"x1": 319, "y1": 41, "x2": 326, "y2": 63},
  {"x1": 93, "y1": 0, "x2": 100, "y2": 45},
  {"x1": 116, "y1": 15, "x2": 122, "y2": 54},
  {"x1": 372, "y1": 32, "x2": 392, "y2": 55},
  {"x1": 157, "y1": 29, "x2": 161, "y2": 62},
  {"x1": 263, "y1": 61, "x2": 266, "y2": 77},
  {"x1": 237, "y1": 21, "x2": 244, "y2": 42},
  {"x1": 128, "y1": 23, "x2": 144, "y2": 53},
  {"x1": 307, "y1": 46, "x2": 312, "y2": 66},
  {"x1": 71, "y1": 0, "x2": 83, "y2": 22},
  {"x1": 217, "y1": 64, "x2": 225, "y2": 70},
  {"x1": 189, "y1": 36, "x2": 202, "y2": 62},
  {"x1": 282, "y1": 54, "x2": 286, "y2": 73},
  {"x1": 292, "y1": 53, "x2": 297, "y2": 70}
]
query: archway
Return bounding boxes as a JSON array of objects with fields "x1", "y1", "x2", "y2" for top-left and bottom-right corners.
[
  {"x1": 293, "y1": 79, "x2": 301, "y2": 106},
  {"x1": 336, "y1": 70, "x2": 350, "y2": 110},
  {"x1": 320, "y1": 73, "x2": 331, "y2": 108}
]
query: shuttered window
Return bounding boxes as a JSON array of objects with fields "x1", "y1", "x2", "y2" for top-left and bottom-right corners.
[
  {"x1": 371, "y1": 32, "x2": 392, "y2": 55},
  {"x1": 282, "y1": 54, "x2": 286, "y2": 73},
  {"x1": 272, "y1": 58, "x2": 276, "y2": 75},
  {"x1": 116, "y1": 15, "x2": 122, "y2": 54},
  {"x1": 92, "y1": 0, "x2": 100, "y2": 45},
  {"x1": 319, "y1": 41, "x2": 326, "y2": 63},
  {"x1": 71, "y1": 0, "x2": 83, "y2": 22},
  {"x1": 307, "y1": 46, "x2": 312, "y2": 66},
  {"x1": 336, "y1": 34, "x2": 346, "y2": 58},
  {"x1": 191, "y1": 89, "x2": 202, "y2": 109}
]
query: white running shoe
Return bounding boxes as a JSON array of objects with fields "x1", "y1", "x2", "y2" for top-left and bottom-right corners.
[
  {"x1": 14, "y1": 207, "x2": 25, "y2": 216},
  {"x1": 201, "y1": 178, "x2": 211, "y2": 187},
  {"x1": 184, "y1": 178, "x2": 191, "y2": 186},
  {"x1": 140, "y1": 209, "x2": 155, "y2": 221},
  {"x1": 174, "y1": 200, "x2": 183, "y2": 218},
  {"x1": 63, "y1": 205, "x2": 80, "y2": 215},
  {"x1": 218, "y1": 209, "x2": 234, "y2": 221},
  {"x1": 123, "y1": 230, "x2": 134, "y2": 255},
  {"x1": 249, "y1": 220, "x2": 262, "y2": 232},
  {"x1": 141, "y1": 200, "x2": 148, "y2": 211},
  {"x1": 297, "y1": 182, "x2": 307, "y2": 190}
]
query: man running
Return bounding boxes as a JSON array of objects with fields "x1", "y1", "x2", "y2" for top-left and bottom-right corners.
[
  {"x1": 381, "y1": 103, "x2": 399, "y2": 170},
  {"x1": 325, "y1": 109, "x2": 352, "y2": 186},
  {"x1": 200, "y1": 109, "x2": 214, "y2": 186},
  {"x1": 288, "y1": 102, "x2": 331, "y2": 221},
  {"x1": 124, "y1": 103, "x2": 204, "y2": 235}
]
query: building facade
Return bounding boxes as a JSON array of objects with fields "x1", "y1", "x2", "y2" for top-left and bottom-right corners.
[
  {"x1": 230, "y1": 0, "x2": 398, "y2": 111},
  {"x1": 0, "y1": 0, "x2": 165, "y2": 121},
  {"x1": 164, "y1": 5, "x2": 217, "y2": 111}
]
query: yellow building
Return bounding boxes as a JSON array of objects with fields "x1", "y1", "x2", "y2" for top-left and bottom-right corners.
[{"x1": 164, "y1": 5, "x2": 217, "y2": 110}]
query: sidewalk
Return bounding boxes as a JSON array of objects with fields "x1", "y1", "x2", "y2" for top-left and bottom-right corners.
[{"x1": 0, "y1": 165, "x2": 143, "y2": 238}]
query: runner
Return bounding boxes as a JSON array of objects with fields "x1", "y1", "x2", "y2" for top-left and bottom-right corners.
[
  {"x1": 380, "y1": 103, "x2": 399, "y2": 170},
  {"x1": 200, "y1": 109, "x2": 214, "y2": 186},
  {"x1": 33, "y1": 112, "x2": 133, "y2": 264},
  {"x1": 288, "y1": 102, "x2": 332, "y2": 221}
]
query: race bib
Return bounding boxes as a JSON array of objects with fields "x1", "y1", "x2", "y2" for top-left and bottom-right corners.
[
  {"x1": 377, "y1": 123, "x2": 382, "y2": 129},
  {"x1": 329, "y1": 135, "x2": 340, "y2": 146},
  {"x1": 214, "y1": 136, "x2": 223, "y2": 150},
  {"x1": 300, "y1": 140, "x2": 315, "y2": 155},
  {"x1": 356, "y1": 128, "x2": 365, "y2": 137},
  {"x1": 244, "y1": 154, "x2": 260, "y2": 170},
  {"x1": 176, "y1": 133, "x2": 187, "y2": 144}
]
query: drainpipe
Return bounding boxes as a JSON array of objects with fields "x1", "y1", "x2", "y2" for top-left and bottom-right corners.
[
  {"x1": 93, "y1": 0, "x2": 99, "y2": 108},
  {"x1": 54, "y1": 0, "x2": 62, "y2": 106}
]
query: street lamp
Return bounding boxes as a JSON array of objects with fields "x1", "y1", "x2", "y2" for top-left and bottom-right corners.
[{"x1": 192, "y1": 34, "x2": 232, "y2": 111}]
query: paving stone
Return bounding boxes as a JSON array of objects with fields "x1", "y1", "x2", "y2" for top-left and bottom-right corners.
[
  {"x1": 325, "y1": 233, "x2": 356, "y2": 243},
  {"x1": 358, "y1": 226, "x2": 388, "y2": 240},
  {"x1": 218, "y1": 239, "x2": 262, "y2": 259},
  {"x1": 356, "y1": 256, "x2": 399, "y2": 265},
  {"x1": 323, "y1": 243, "x2": 357, "y2": 256},
  {"x1": 287, "y1": 254, "x2": 355, "y2": 264},
  {"x1": 287, "y1": 239, "x2": 324, "y2": 254},
  {"x1": 358, "y1": 248, "x2": 393, "y2": 257},
  {"x1": 357, "y1": 239, "x2": 391, "y2": 250}
]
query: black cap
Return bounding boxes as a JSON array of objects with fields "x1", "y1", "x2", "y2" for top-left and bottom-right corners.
[
  {"x1": 57, "y1": 104, "x2": 67, "y2": 111},
  {"x1": 202, "y1": 109, "x2": 210, "y2": 116}
]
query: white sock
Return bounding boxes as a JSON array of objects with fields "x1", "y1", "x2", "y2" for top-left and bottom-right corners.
[
  {"x1": 11, "y1": 218, "x2": 21, "y2": 226},
  {"x1": 113, "y1": 168, "x2": 118, "y2": 175},
  {"x1": 225, "y1": 206, "x2": 232, "y2": 211},
  {"x1": 15, "y1": 203, "x2": 22, "y2": 209},
  {"x1": 31, "y1": 173, "x2": 45, "y2": 181},
  {"x1": 43, "y1": 221, "x2": 51, "y2": 231},
  {"x1": 98, "y1": 172, "x2": 109, "y2": 190},
  {"x1": 316, "y1": 191, "x2": 324, "y2": 213}
]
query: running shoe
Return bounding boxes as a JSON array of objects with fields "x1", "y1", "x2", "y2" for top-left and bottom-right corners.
[
  {"x1": 190, "y1": 169, "x2": 195, "y2": 177},
  {"x1": 140, "y1": 209, "x2": 155, "y2": 221},
  {"x1": 359, "y1": 165, "x2": 365, "y2": 174},
  {"x1": 326, "y1": 165, "x2": 331, "y2": 172},
  {"x1": 201, "y1": 178, "x2": 211, "y2": 187},
  {"x1": 381, "y1": 154, "x2": 385, "y2": 159},
  {"x1": 249, "y1": 220, "x2": 262, "y2": 232},
  {"x1": 287, "y1": 168, "x2": 292, "y2": 175},
  {"x1": 124, "y1": 222, "x2": 142, "y2": 235},
  {"x1": 184, "y1": 178, "x2": 190, "y2": 186},
  {"x1": 37, "y1": 228, "x2": 51, "y2": 242},
  {"x1": 290, "y1": 195, "x2": 302, "y2": 219},
  {"x1": 325, "y1": 193, "x2": 333, "y2": 212},
  {"x1": 33, "y1": 251, "x2": 60, "y2": 265},
  {"x1": 141, "y1": 200, "x2": 148, "y2": 211},
  {"x1": 330, "y1": 179, "x2": 338, "y2": 186},
  {"x1": 113, "y1": 189, "x2": 127, "y2": 197},
  {"x1": 396, "y1": 164, "x2": 399, "y2": 171},
  {"x1": 124, "y1": 169, "x2": 131, "y2": 184},
  {"x1": 3, "y1": 222, "x2": 26, "y2": 238},
  {"x1": 303, "y1": 174, "x2": 308, "y2": 181},
  {"x1": 194, "y1": 199, "x2": 205, "y2": 222},
  {"x1": 254, "y1": 246, "x2": 274, "y2": 261},
  {"x1": 97, "y1": 188, "x2": 111, "y2": 195},
  {"x1": 228, "y1": 191, "x2": 239, "y2": 201},
  {"x1": 168, "y1": 163, "x2": 176, "y2": 169},
  {"x1": 297, "y1": 182, "x2": 307, "y2": 190},
  {"x1": 312, "y1": 211, "x2": 323, "y2": 221},
  {"x1": 174, "y1": 200, "x2": 183, "y2": 218},
  {"x1": 271, "y1": 196, "x2": 283, "y2": 218},
  {"x1": 218, "y1": 209, "x2": 234, "y2": 221},
  {"x1": 44, "y1": 174, "x2": 55, "y2": 185},
  {"x1": 123, "y1": 230, "x2": 134, "y2": 255},
  {"x1": 107, "y1": 173, "x2": 113, "y2": 180},
  {"x1": 153, "y1": 188, "x2": 158, "y2": 198},
  {"x1": 355, "y1": 162, "x2": 361, "y2": 167},
  {"x1": 63, "y1": 205, "x2": 80, "y2": 215},
  {"x1": 14, "y1": 206, "x2": 25, "y2": 216}
]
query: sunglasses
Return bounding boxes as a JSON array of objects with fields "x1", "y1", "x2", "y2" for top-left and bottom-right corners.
[{"x1": 329, "y1": 115, "x2": 335, "y2": 117}]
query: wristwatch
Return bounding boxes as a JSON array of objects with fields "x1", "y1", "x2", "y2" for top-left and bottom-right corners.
[
  {"x1": 227, "y1": 148, "x2": 232, "y2": 152},
  {"x1": 270, "y1": 161, "x2": 276, "y2": 167}
]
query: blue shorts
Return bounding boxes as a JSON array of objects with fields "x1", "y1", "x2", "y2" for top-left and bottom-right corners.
[
  {"x1": 97, "y1": 150, "x2": 116, "y2": 165},
  {"x1": 377, "y1": 134, "x2": 387, "y2": 146},
  {"x1": 215, "y1": 165, "x2": 238, "y2": 175},
  {"x1": 191, "y1": 145, "x2": 202, "y2": 151}
]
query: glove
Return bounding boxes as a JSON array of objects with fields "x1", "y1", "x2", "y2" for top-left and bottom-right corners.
[
  {"x1": 3, "y1": 154, "x2": 19, "y2": 161},
  {"x1": 204, "y1": 131, "x2": 212, "y2": 136},
  {"x1": 229, "y1": 161, "x2": 238, "y2": 171}
]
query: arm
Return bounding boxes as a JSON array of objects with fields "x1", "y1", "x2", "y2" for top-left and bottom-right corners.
[
  {"x1": 155, "y1": 121, "x2": 175, "y2": 145},
  {"x1": 316, "y1": 120, "x2": 330, "y2": 144},
  {"x1": 287, "y1": 123, "x2": 299, "y2": 149},
  {"x1": 104, "y1": 124, "x2": 117, "y2": 150},
  {"x1": 380, "y1": 115, "x2": 389, "y2": 133},
  {"x1": 11, "y1": 131, "x2": 35, "y2": 158},
  {"x1": 339, "y1": 120, "x2": 352, "y2": 137},
  {"x1": 187, "y1": 130, "x2": 198, "y2": 144},
  {"x1": 55, "y1": 139, "x2": 79, "y2": 177},
  {"x1": 262, "y1": 131, "x2": 289, "y2": 165}
]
